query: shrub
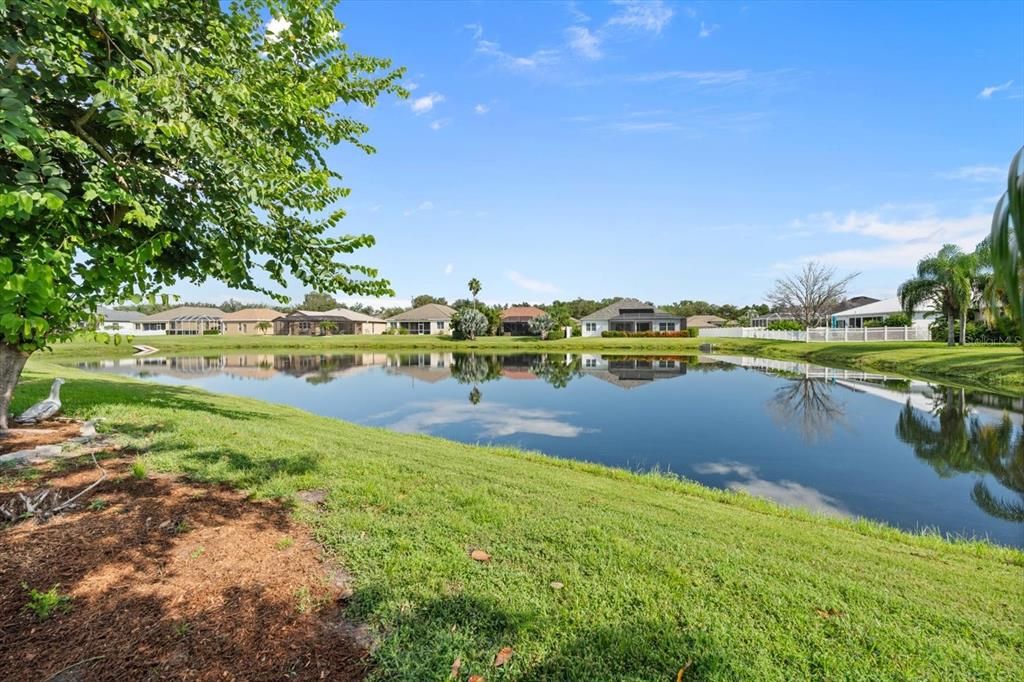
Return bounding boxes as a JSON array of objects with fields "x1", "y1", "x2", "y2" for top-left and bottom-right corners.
[
  {"x1": 600, "y1": 330, "x2": 688, "y2": 338},
  {"x1": 22, "y1": 584, "x2": 72, "y2": 621},
  {"x1": 451, "y1": 308, "x2": 488, "y2": 340},
  {"x1": 529, "y1": 313, "x2": 557, "y2": 339},
  {"x1": 202, "y1": 329, "x2": 221, "y2": 335},
  {"x1": 688, "y1": 328, "x2": 700, "y2": 337},
  {"x1": 930, "y1": 319, "x2": 1020, "y2": 343},
  {"x1": 766, "y1": 320, "x2": 803, "y2": 331}
]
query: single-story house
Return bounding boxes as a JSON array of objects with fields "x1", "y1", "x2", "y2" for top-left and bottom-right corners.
[
  {"x1": 580, "y1": 354, "x2": 687, "y2": 389},
  {"x1": 753, "y1": 297, "x2": 881, "y2": 328},
  {"x1": 751, "y1": 311, "x2": 798, "y2": 328},
  {"x1": 387, "y1": 303, "x2": 456, "y2": 335},
  {"x1": 95, "y1": 307, "x2": 149, "y2": 334},
  {"x1": 500, "y1": 306, "x2": 547, "y2": 335},
  {"x1": 685, "y1": 315, "x2": 727, "y2": 329},
  {"x1": 138, "y1": 306, "x2": 225, "y2": 335},
  {"x1": 221, "y1": 308, "x2": 283, "y2": 335},
  {"x1": 579, "y1": 298, "x2": 684, "y2": 337},
  {"x1": 276, "y1": 308, "x2": 387, "y2": 335},
  {"x1": 830, "y1": 297, "x2": 930, "y2": 329}
]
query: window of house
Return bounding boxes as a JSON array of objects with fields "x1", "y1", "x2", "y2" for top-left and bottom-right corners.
[
  {"x1": 585, "y1": 322, "x2": 597, "y2": 332},
  {"x1": 584, "y1": 358, "x2": 598, "y2": 368},
  {"x1": 437, "y1": 321, "x2": 445, "y2": 330},
  {"x1": 658, "y1": 322, "x2": 675, "y2": 332}
]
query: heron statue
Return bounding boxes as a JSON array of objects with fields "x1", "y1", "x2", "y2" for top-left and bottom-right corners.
[{"x1": 14, "y1": 378, "x2": 65, "y2": 425}]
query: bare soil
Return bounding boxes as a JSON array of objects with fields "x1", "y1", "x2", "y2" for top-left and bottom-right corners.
[
  {"x1": 0, "y1": 457, "x2": 370, "y2": 681},
  {"x1": 0, "y1": 419, "x2": 84, "y2": 455}
]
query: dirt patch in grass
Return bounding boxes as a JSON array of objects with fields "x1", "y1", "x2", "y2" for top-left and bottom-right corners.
[
  {"x1": 0, "y1": 420, "x2": 83, "y2": 455},
  {"x1": 0, "y1": 457, "x2": 370, "y2": 681}
]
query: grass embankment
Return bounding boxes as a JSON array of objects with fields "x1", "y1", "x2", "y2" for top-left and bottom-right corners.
[
  {"x1": 50, "y1": 334, "x2": 1024, "y2": 395},
  {"x1": 9, "y1": 360, "x2": 1023, "y2": 680}
]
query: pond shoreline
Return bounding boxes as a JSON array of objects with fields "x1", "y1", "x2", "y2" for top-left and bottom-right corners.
[
  {"x1": 7, "y1": 359, "x2": 1023, "y2": 679},
  {"x1": 49, "y1": 335, "x2": 1024, "y2": 397}
]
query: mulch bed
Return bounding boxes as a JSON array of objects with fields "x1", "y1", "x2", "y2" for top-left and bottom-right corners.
[
  {"x1": 0, "y1": 457, "x2": 370, "y2": 681},
  {"x1": 0, "y1": 420, "x2": 84, "y2": 455}
]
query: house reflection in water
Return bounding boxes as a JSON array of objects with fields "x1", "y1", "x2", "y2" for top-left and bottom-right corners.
[
  {"x1": 384, "y1": 353, "x2": 453, "y2": 384},
  {"x1": 580, "y1": 355, "x2": 687, "y2": 390}
]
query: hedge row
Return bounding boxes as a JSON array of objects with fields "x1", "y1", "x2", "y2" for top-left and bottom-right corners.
[{"x1": 600, "y1": 330, "x2": 698, "y2": 338}]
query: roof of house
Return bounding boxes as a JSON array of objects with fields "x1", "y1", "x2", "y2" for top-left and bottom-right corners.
[
  {"x1": 221, "y1": 308, "x2": 284, "y2": 322},
  {"x1": 501, "y1": 306, "x2": 546, "y2": 320},
  {"x1": 139, "y1": 306, "x2": 225, "y2": 322},
  {"x1": 387, "y1": 303, "x2": 457, "y2": 322},
  {"x1": 832, "y1": 296, "x2": 881, "y2": 314},
  {"x1": 97, "y1": 306, "x2": 145, "y2": 323},
  {"x1": 283, "y1": 308, "x2": 385, "y2": 323},
  {"x1": 686, "y1": 315, "x2": 726, "y2": 328},
  {"x1": 581, "y1": 298, "x2": 678, "y2": 322},
  {"x1": 831, "y1": 297, "x2": 918, "y2": 318}
]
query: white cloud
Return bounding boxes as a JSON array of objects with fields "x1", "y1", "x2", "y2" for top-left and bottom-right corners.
[
  {"x1": 403, "y1": 200, "x2": 434, "y2": 216},
  {"x1": 476, "y1": 38, "x2": 559, "y2": 71},
  {"x1": 474, "y1": 103, "x2": 490, "y2": 114},
  {"x1": 506, "y1": 270, "x2": 559, "y2": 294},
  {"x1": 382, "y1": 401, "x2": 589, "y2": 439},
  {"x1": 429, "y1": 118, "x2": 451, "y2": 131},
  {"x1": 627, "y1": 69, "x2": 751, "y2": 85},
  {"x1": 405, "y1": 81, "x2": 419, "y2": 91},
  {"x1": 568, "y1": 1, "x2": 590, "y2": 23},
  {"x1": 265, "y1": 16, "x2": 291, "y2": 43},
  {"x1": 566, "y1": 26, "x2": 603, "y2": 60},
  {"x1": 937, "y1": 165, "x2": 1003, "y2": 182},
  {"x1": 774, "y1": 207, "x2": 989, "y2": 271},
  {"x1": 607, "y1": 0, "x2": 674, "y2": 34},
  {"x1": 693, "y1": 460, "x2": 850, "y2": 517},
  {"x1": 410, "y1": 92, "x2": 444, "y2": 114},
  {"x1": 683, "y1": 7, "x2": 698, "y2": 19},
  {"x1": 444, "y1": 263, "x2": 454, "y2": 276},
  {"x1": 978, "y1": 80, "x2": 1013, "y2": 99},
  {"x1": 465, "y1": 23, "x2": 484, "y2": 40},
  {"x1": 698, "y1": 21, "x2": 719, "y2": 38}
]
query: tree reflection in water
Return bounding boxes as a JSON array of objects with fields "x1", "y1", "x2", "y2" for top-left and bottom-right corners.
[
  {"x1": 530, "y1": 355, "x2": 582, "y2": 389},
  {"x1": 766, "y1": 378, "x2": 847, "y2": 445},
  {"x1": 896, "y1": 387, "x2": 1024, "y2": 523}
]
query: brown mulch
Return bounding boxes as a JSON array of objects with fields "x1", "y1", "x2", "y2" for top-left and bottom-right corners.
[
  {"x1": 0, "y1": 458, "x2": 371, "y2": 681},
  {"x1": 0, "y1": 420, "x2": 83, "y2": 455}
]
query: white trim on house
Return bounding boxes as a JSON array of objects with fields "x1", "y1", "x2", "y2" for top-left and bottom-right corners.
[{"x1": 830, "y1": 297, "x2": 930, "y2": 329}]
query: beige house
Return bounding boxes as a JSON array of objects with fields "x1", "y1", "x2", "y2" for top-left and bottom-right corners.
[
  {"x1": 138, "y1": 306, "x2": 225, "y2": 335},
  {"x1": 276, "y1": 308, "x2": 387, "y2": 335},
  {"x1": 387, "y1": 303, "x2": 456, "y2": 335},
  {"x1": 685, "y1": 315, "x2": 727, "y2": 329},
  {"x1": 222, "y1": 308, "x2": 283, "y2": 335}
]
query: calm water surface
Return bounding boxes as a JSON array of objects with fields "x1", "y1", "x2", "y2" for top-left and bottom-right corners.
[{"x1": 80, "y1": 351, "x2": 1023, "y2": 547}]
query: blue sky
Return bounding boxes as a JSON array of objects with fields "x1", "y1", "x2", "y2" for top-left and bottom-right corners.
[{"x1": 173, "y1": 0, "x2": 1024, "y2": 307}]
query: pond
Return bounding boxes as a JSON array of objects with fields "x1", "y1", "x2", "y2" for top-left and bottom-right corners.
[{"x1": 79, "y1": 351, "x2": 1024, "y2": 548}]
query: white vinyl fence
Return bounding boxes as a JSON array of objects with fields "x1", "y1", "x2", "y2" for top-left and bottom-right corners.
[{"x1": 697, "y1": 325, "x2": 931, "y2": 343}]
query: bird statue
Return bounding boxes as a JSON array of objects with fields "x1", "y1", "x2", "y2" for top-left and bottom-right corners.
[{"x1": 14, "y1": 378, "x2": 65, "y2": 425}]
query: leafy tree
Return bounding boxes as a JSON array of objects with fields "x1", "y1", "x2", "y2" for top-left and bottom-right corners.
[
  {"x1": 318, "y1": 320, "x2": 337, "y2": 335},
  {"x1": 451, "y1": 308, "x2": 488, "y2": 340},
  {"x1": 0, "y1": 0, "x2": 403, "y2": 429},
  {"x1": 766, "y1": 262, "x2": 859, "y2": 328},
  {"x1": 989, "y1": 146, "x2": 1024, "y2": 345},
  {"x1": 300, "y1": 292, "x2": 339, "y2": 312},
  {"x1": 256, "y1": 320, "x2": 272, "y2": 335},
  {"x1": 467, "y1": 278, "x2": 482, "y2": 303},
  {"x1": 528, "y1": 313, "x2": 557, "y2": 339},
  {"x1": 898, "y1": 245, "x2": 977, "y2": 346},
  {"x1": 411, "y1": 294, "x2": 447, "y2": 308}
]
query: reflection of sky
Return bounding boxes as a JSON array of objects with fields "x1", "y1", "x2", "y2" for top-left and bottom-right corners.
[
  {"x1": 693, "y1": 461, "x2": 851, "y2": 517},
  {"x1": 369, "y1": 401, "x2": 591, "y2": 439},
  {"x1": 79, "y1": 353, "x2": 1024, "y2": 547}
]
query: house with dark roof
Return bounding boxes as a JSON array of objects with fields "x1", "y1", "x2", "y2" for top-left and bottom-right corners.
[
  {"x1": 579, "y1": 298, "x2": 684, "y2": 337},
  {"x1": 386, "y1": 303, "x2": 456, "y2": 335},
  {"x1": 500, "y1": 306, "x2": 547, "y2": 335},
  {"x1": 276, "y1": 308, "x2": 386, "y2": 336},
  {"x1": 138, "y1": 306, "x2": 225, "y2": 335}
]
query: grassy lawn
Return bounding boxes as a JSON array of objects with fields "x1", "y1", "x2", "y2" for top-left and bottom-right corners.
[
  {"x1": 49, "y1": 333, "x2": 1024, "y2": 395},
  {"x1": 8, "y1": 360, "x2": 1023, "y2": 680}
]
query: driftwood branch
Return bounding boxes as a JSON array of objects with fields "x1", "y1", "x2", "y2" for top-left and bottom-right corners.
[{"x1": 0, "y1": 453, "x2": 107, "y2": 522}]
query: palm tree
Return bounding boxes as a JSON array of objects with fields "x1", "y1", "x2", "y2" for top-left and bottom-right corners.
[
  {"x1": 989, "y1": 146, "x2": 1023, "y2": 345},
  {"x1": 467, "y1": 278, "x2": 482, "y2": 304},
  {"x1": 898, "y1": 244, "x2": 977, "y2": 346},
  {"x1": 256, "y1": 320, "x2": 272, "y2": 335}
]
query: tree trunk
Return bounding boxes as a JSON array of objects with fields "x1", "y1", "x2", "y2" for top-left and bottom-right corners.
[
  {"x1": 946, "y1": 313, "x2": 955, "y2": 346},
  {"x1": 0, "y1": 343, "x2": 31, "y2": 432},
  {"x1": 959, "y1": 311, "x2": 968, "y2": 346}
]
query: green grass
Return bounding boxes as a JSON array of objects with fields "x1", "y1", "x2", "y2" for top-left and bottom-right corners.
[
  {"x1": 8, "y1": 360, "x2": 1022, "y2": 680},
  {"x1": 48, "y1": 333, "x2": 1024, "y2": 395}
]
